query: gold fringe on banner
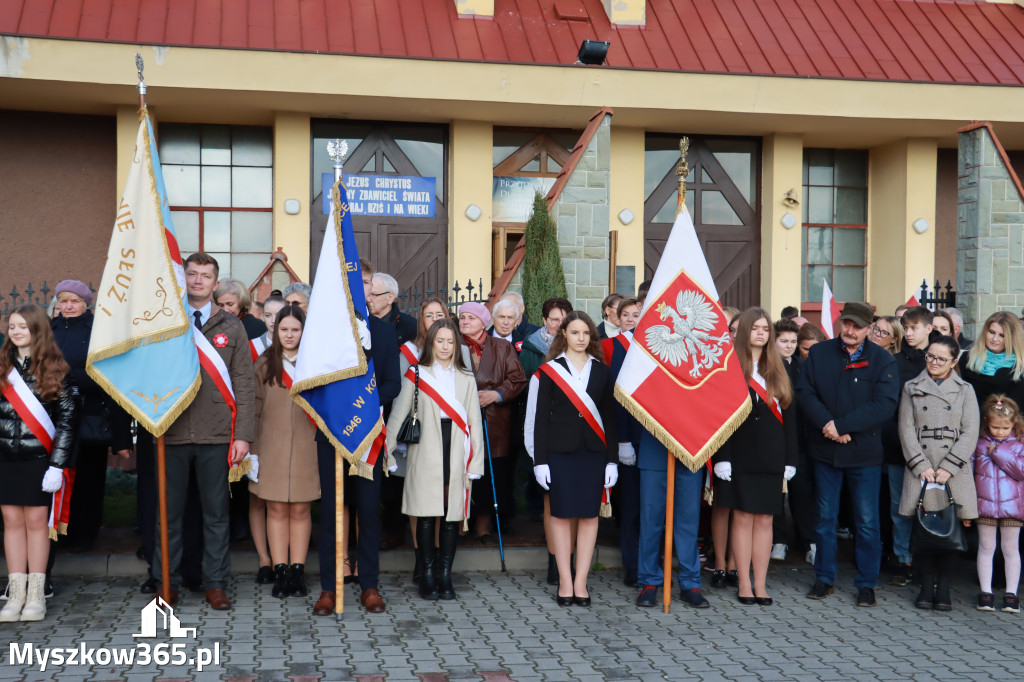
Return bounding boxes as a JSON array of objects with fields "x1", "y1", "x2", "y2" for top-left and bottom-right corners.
[
  {"x1": 600, "y1": 502, "x2": 612, "y2": 518},
  {"x1": 227, "y1": 457, "x2": 252, "y2": 483},
  {"x1": 614, "y1": 385, "x2": 751, "y2": 472}
]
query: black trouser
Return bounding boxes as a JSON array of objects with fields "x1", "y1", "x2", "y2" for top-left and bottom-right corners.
[
  {"x1": 151, "y1": 443, "x2": 232, "y2": 589},
  {"x1": 380, "y1": 471, "x2": 406, "y2": 540},
  {"x1": 616, "y1": 464, "x2": 641, "y2": 577},
  {"x1": 772, "y1": 453, "x2": 817, "y2": 551},
  {"x1": 317, "y1": 440, "x2": 383, "y2": 592},
  {"x1": 65, "y1": 442, "x2": 109, "y2": 549},
  {"x1": 136, "y1": 431, "x2": 203, "y2": 584},
  {"x1": 916, "y1": 552, "x2": 957, "y2": 601},
  {"x1": 472, "y1": 455, "x2": 516, "y2": 528}
]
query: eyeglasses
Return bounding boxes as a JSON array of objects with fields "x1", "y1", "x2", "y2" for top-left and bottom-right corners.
[
  {"x1": 423, "y1": 312, "x2": 446, "y2": 320},
  {"x1": 368, "y1": 291, "x2": 389, "y2": 298},
  {"x1": 925, "y1": 353, "x2": 951, "y2": 365},
  {"x1": 870, "y1": 326, "x2": 892, "y2": 339}
]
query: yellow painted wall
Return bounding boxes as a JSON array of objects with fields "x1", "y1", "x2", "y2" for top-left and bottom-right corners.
[
  {"x1": 454, "y1": 0, "x2": 494, "y2": 16},
  {"x1": 450, "y1": 120, "x2": 494, "y2": 292},
  {"x1": 115, "y1": 106, "x2": 140, "y2": 211},
  {"x1": 609, "y1": 126, "x2": 645, "y2": 294},
  {"x1": 867, "y1": 138, "x2": 938, "y2": 314},
  {"x1": 760, "y1": 134, "x2": 804, "y2": 317},
  {"x1": 272, "y1": 112, "x2": 311, "y2": 281},
  {"x1": 603, "y1": 0, "x2": 646, "y2": 25}
]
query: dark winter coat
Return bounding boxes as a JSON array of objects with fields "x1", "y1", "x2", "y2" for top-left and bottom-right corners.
[
  {"x1": 382, "y1": 305, "x2": 418, "y2": 346},
  {"x1": 0, "y1": 354, "x2": 77, "y2": 467},
  {"x1": 883, "y1": 344, "x2": 928, "y2": 465},
  {"x1": 51, "y1": 312, "x2": 132, "y2": 451},
  {"x1": 466, "y1": 335, "x2": 527, "y2": 459},
  {"x1": 796, "y1": 337, "x2": 899, "y2": 468},
  {"x1": 973, "y1": 434, "x2": 1024, "y2": 521},
  {"x1": 241, "y1": 313, "x2": 268, "y2": 340},
  {"x1": 958, "y1": 354, "x2": 1024, "y2": 411}
]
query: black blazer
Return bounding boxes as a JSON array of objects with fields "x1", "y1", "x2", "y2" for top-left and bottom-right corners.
[
  {"x1": 717, "y1": 386, "x2": 798, "y2": 475},
  {"x1": 533, "y1": 357, "x2": 617, "y2": 466}
]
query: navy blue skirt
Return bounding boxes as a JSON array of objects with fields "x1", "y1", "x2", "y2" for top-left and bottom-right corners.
[
  {"x1": 547, "y1": 443, "x2": 604, "y2": 519},
  {"x1": 0, "y1": 459, "x2": 52, "y2": 507}
]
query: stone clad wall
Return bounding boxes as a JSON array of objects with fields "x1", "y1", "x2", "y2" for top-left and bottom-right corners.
[
  {"x1": 553, "y1": 114, "x2": 612, "y2": 320},
  {"x1": 957, "y1": 125, "x2": 1024, "y2": 339}
]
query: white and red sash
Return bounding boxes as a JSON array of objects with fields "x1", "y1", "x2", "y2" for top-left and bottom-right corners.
[
  {"x1": 400, "y1": 341, "x2": 420, "y2": 367},
  {"x1": 192, "y1": 326, "x2": 238, "y2": 469},
  {"x1": 748, "y1": 369, "x2": 783, "y2": 424},
  {"x1": 538, "y1": 360, "x2": 606, "y2": 445},
  {"x1": 249, "y1": 336, "x2": 269, "y2": 362},
  {"x1": 2, "y1": 367, "x2": 72, "y2": 537},
  {"x1": 281, "y1": 361, "x2": 317, "y2": 430},
  {"x1": 404, "y1": 365, "x2": 475, "y2": 517}
]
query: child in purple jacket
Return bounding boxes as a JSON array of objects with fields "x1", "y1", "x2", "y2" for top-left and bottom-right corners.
[{"x1": 973, "y1": 394, "x2": 1024, "y2": 613}]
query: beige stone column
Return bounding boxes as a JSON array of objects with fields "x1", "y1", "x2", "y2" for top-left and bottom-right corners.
[
  {"x1": 449, "y1": 120, "x2": 494, "y2": 292},
  {"x1": 868, "y1": 138, "x2": 938, "y2": 314},
  {"x1": 760, "y1": 133, "x2": 804, "y2": 317},
  {"x1": 272, "y1": 112, "x2": 311, "y2": 281}
]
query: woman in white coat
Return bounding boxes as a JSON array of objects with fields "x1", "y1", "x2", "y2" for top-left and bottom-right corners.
[{"x1": 387, "y1": 318, "x2": 485, "y2": 600}]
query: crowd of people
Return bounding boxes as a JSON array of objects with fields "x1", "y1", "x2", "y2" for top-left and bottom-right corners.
[{"x1": 2, "y1": 258, "x2": 1024, "y2": 624}]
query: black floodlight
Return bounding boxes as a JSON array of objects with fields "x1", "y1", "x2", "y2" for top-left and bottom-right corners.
[{"x1": 576, "y1": 40, "x2": 610, "y2": 65}]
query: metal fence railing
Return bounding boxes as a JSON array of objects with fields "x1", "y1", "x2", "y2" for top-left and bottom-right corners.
[
  {"x1": 398, "y1": 278, "x2": 488, "y2": 315},
  {"x1": 916, "y1": 279, "x2": 956, "y2": 310}
]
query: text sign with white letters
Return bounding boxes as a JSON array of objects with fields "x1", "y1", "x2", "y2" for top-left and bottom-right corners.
[{"x1": 322, "y1": 173, "x2": 436, "y2": 217}]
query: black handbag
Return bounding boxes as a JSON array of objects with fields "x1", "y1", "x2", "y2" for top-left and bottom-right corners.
[
  {"x1": 396, "y1": 365, "x2": 421, "y2": 445},
  {"x1": 909, "y1": 483, "x2": 967, "y2": 555}
]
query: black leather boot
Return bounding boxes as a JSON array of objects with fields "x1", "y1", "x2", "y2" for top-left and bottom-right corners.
[
  {"x1": 271, "y1": 563, "x2": 290, "y2": 599},
  {"x1": 416, "y1": 518, "x2": 438, "y2": 600},
  {"x1": 288, "y1": 563, "x2": 308, "y2": 597},
  {"x1": 437, "y1": 521, "x2": 460, "y2": 600},
  {"x1": 413, "y1": 540, "x2": 425, "y2": 585}
]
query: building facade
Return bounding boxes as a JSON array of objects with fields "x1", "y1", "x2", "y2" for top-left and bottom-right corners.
[{"x1": 3, "y1": 0, "x2": 1024, "y2": 320}]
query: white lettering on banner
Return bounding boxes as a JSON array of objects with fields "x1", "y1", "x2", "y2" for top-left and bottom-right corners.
[{"x1": 321, "y1": 173, "x2": 435, "y2": 217}]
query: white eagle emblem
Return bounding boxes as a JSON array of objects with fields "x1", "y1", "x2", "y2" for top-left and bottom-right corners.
[{"x1": 645, "y1": 289, "x2": 731, "y2": 378}]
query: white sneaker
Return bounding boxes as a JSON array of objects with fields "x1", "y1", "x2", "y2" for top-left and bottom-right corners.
[
  {"x1": 770, "y1": 544, "x2": 787, "y2": 561},
  {"x1": 805, "y1": 544, "x2": 817, "y2": 565}
]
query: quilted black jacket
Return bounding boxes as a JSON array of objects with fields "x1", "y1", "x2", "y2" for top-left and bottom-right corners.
[{"x1": 0, "y1": 356, "x2": 77, "y2": 467}]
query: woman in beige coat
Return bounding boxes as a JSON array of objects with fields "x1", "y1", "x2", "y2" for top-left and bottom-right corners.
[
  {"x1": 898, "y1": 336, "x2": 980, "y2": 611},
  {"x1": 386, "y1": 318, "x2": 485, "y2": 601},
  {"x1": 249, "y1": 305, "x2": 320, "y2": 599}
]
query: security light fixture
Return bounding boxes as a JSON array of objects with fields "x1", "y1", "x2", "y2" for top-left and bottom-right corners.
[{"x1": 576, "y1": 40, "x2": 610, "y2": 65}]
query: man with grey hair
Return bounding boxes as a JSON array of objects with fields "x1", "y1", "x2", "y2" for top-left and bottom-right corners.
[
  {"x1": 283, "y1": 282, "x2": 312, "y2": 313},
  {"x1": 944, "y1": 307, "x2": 973, "y2": 351},
  {"x1": 495, "y1": 291, "x2": 539, "y2": 352},
  {"x1": 367, "y1": 273, "x2": 417, "y2": 346}
]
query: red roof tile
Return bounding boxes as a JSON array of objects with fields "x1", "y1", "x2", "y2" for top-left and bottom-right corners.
[{"x1": 4, "y1": 0, "x2": 1024, "y2": 86}]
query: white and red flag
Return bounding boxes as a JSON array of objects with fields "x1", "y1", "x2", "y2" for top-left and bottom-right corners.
[
  {"x1": 820, "y1": 278, "x2": 841, "y2": 339},
  {"x1": 614, "y1": 205, "x2": 750, "y2": 472}
]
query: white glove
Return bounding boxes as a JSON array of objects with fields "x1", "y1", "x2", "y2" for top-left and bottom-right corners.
[
  {"x1": 618, "y1": 443, "x2": 637, "y2": 466},
  {"x1": 387, "y1": 457, "x2": 398, "y2": 473},
  {"x1": 246, "y1": 454, "x2": 260, "y2": 483},
  {"x1": 713, "y1": 461, "x2": 732, "y2": 481},
  {"x1": 784, "y1": 465, "x2": 796, "y2": 481},
  {"x1": 604, "y1": 463, "x2": 619, "y2": 488},
  {"x1": 467, "y1": 473, "x2": 482, "y2": 480},
  {"x1": 41, "y1": 466, "x2": 63, "y2": 493},
  {"x1": 357, "y1": 316, "x2": 371, "y2": 351},
  {"x1": 534, "y1": 464, "x2": 551, "y2": 491},
  {"x1": 394, "y1": 442, "x2": 408, "y2": 456}
]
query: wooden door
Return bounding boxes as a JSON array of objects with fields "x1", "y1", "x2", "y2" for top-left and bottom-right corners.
[
  {"x1": 310, "y1": 128, "x2": 447, "y2": 299},
  {"x1": 644, "y1": 137, "x2": 760, "y2": 310}
]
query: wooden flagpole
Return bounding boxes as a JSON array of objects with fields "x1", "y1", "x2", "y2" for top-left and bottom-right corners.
[
  {"x1": 134, "y1": 53, "x2": 172, "y2": 606},
  {"x1": 661, "y1": 138, "x2": 690, "y2": 615},
  {"x1": 663, "y1": 452, "x2": 675, "y2": 613},
  {"x1": 336, "y1": 449, "x2": 345, "y2": 621},
  {"x1": 157, "y1": 435, "x2": 171, "y2": 605}
]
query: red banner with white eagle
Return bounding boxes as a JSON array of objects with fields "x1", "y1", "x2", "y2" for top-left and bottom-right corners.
[{"x1": 614, "y1": 205, "x2": 751, "y2": 472}]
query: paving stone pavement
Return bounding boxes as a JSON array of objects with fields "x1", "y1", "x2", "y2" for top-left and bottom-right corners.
[{"x1": 1, "y1": 560, "x2": 1022, "y2": 681}]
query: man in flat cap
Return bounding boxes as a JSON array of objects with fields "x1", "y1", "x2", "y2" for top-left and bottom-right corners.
[{"x1": 796, "y1": 301, "x2": 899, "y2": 608}]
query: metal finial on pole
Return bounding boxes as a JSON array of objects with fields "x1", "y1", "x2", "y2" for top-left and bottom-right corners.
[
  {"x1": 675, "y1": 137, "x2": 690, "y2": 218},
  {"x1": 135, "y1": 53, "x2": 147, "y2": 112},
  {"x1": 327, "y1": 139, "x2": 349, "y2": 183}
]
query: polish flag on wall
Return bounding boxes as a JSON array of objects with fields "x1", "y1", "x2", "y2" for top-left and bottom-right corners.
[{"x1": 820, "y1": 279, "x2": 841, "y2": 339}]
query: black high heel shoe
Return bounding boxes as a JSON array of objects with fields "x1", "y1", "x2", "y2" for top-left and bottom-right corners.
[
  {"x1": 755, "y1": 596, "x2": 773, "y2": 606},
  {"x1": 573, "y1": 589, "x2": 592, "y2": 607},
  {"x1": 555, "y1": 594, "x2": 573, "y2": 607},
  {"x1": 737, "y1": 593, "x2": 757, "y2": 605}
]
